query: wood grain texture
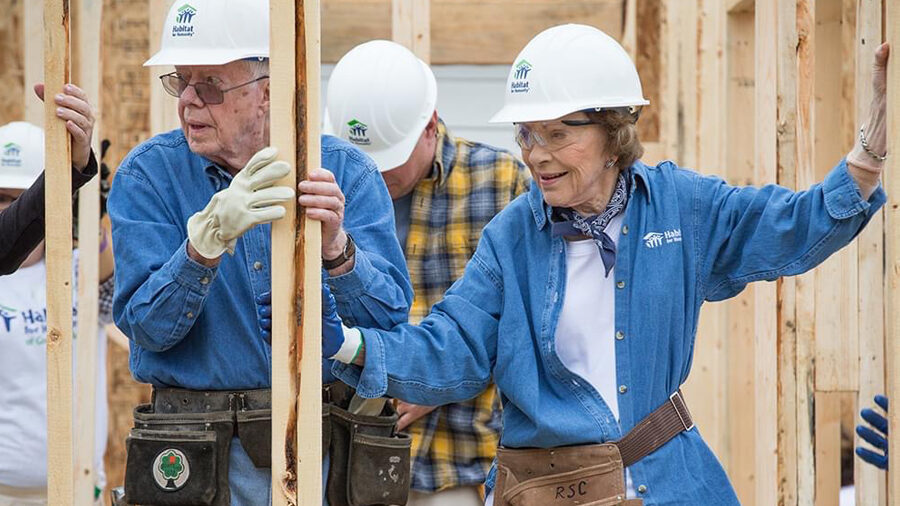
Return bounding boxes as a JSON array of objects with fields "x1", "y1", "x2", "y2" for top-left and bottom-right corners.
[
  {"x1": 44, "y1": 0, "x2": 74, "y2": 503},
  {"x1": 814, "y1": 391, "x2": 843, "y2": 506},
  {"x1": 0, "y1": 0, "x2": 24, "y2": 125},
  {"x1": 392, "y1": 0, "x2": 430, "y2": 62},
  {"x1": 24, "y1": 0, "x2": 43, "y2": 126},
  {"x1": 72, "y1": 0, "x2": 102, "y2": 503}
]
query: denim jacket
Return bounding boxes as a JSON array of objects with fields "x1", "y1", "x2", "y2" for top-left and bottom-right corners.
[
  {"x1": 109, "y1": 130, "x2": 412, "y2": 390},
  {"x1": 334, "y1": 159, "x2": 886, "y2": 504}
]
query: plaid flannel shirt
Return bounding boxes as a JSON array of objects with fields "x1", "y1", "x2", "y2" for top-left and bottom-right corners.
[{"x1": 403, "y1": 120, "x2": 529, "y2": 492}]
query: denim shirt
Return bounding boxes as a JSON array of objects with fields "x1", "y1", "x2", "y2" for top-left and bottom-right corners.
[
  {"x1": 109, "y1": 130, "x2": 412, "y2": 390},
  {"x1": 334, "y1": 159, "x2": 886, "y2": 504}
]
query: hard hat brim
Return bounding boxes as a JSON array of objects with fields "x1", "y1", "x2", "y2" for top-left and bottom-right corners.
[
  {"x1": 489, "y1": 98, "x2": 650, "y2": 124},
  {"x1": 144, "y1": 48, "x2": 268, "y2": 67},
  {"x1": 0, "y1": 174, "x2": 40, "y2": 191},
  {"x1": 364, "y1": 130, "x2": 423, "y2": 173}
]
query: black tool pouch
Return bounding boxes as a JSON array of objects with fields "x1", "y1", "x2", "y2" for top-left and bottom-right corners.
[
  {"x1": 236, "y1": 408, "x2": 271, "y2": 468},
  {"x1": 124, "y1": 404, "x2": 233, "y2": 506},
  {"x1": 326, "y1": 402, "x2": 412, "y2": 506}
]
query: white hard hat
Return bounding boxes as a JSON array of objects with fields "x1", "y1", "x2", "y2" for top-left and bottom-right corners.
[
  {"x1": 325, "y1": 40, "x2": 437, "y2": 172},
  {"x1": 490, "y1": 24, "x2": 649, "y2": 124},
  {"x1": 144, "y1": 0, "x2": 269, "y2": 67},
  {"x1": 0, "y1": 122, "x2": 44, "y2": 190}
]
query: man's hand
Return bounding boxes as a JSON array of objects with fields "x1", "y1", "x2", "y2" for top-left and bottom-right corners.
[
  {"x1": 847, "y1": 42, "x2": 889, "y2": 198},
  {"x1": 34, "y1": 83, "x2": 94, "y2": 172},
  {"x1": 187, "y1": 147, "x2": 294, "y2": 261},
  {"x1": 297, "y1": 168, "x2": 349, "y2": 262},
  {"x1": 856, "y1": 394, "x2": 889, "y2": 470},
  {"x1": 396, "y1": 402, "x2": 438, "y2": 432}
]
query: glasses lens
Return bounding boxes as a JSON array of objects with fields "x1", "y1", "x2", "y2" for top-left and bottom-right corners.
[
  {"x1": 160, "y1": 74, "x2": 186, "y2": 98},
  {"x1": 194, "y1": 83, "x2": 225, "y2": 105},
  {"x1": 515, "y1": 125, "x2": 532, "y2": 149}
]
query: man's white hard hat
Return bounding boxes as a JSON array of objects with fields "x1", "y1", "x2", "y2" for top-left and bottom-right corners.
[
  {"x1": 325, "y1": 40, "x2": 437, "y2": 172},
  {"x1": 490, "y1": 24, "x2": 649, "y2": 124},
  {"x1": 144, "y1": 0, "x2": 269, "y2": 67},
  {"x1": 0, "y1": 122, "x2": 44, "y2": 190}
]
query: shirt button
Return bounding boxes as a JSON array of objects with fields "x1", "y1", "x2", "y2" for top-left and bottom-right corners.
[
  {"x1": 638, "y1": 485, "x2": 647, "y2": 494},
  {"x1": 253, "y1": 261, "x2": 263, "y2": 271},
  {"x1": 622, "y1": 225, "x2": 629, "y2": 235},
  {"x1": 186, "y1": 312, "x2": 194, "y2": 319},
  {"x1": 618, "y1": 385, "x2": 628, "y2": 394},
  {"x1": 616, "y1": 280, "x2": 625, "y2": 289},
  {"x1": 200, "y1": 276, "x2": 209, "y2": 285},
  {"x1": 615, "y1": 331, "x2": 625, "y2": 340}
]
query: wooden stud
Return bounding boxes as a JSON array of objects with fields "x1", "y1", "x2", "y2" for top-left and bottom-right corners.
[
  {"x1": 391, "y1": 0, "x2": 430, "y2": 63},
  {"x1": 885, "y1": 0, "x2": 900, "y2": 502},
  {"x1": 72, "y1": 0, "x2": 101, "y2": 503},
  {"x1": 754, "y1": 0, "x2": 779, "y2": 504},
  {"x1": 24, "y1": 0, "x2": 43, "y2": 126},
  {"x1": 43, "y1": 0, "x2": 73, "y2": 504},
  {"x1": 814, "y1": 391, "x2": 843, "y2": 506},
  {"x1": 620, "y1": 0, "x2": 636, "y2": 60},
  {"x1": 0, "y1": 0, "x2": 25, "y2": 125},
  {"x1": 270, "y1": 0, "x2": 322, "y2": 504},
  {"x1": 854, "y1": 1, "x2": 886, "y2": 504},
  {"x1": 148, "y1": 0, "x2": 179, "y2": 135}
]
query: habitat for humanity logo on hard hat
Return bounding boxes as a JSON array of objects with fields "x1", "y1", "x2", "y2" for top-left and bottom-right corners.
[
  {"x1": 347, "y1": 119, "x2": 371, "y2": 146},
  {"x1": 172, "y1": 4, "x2": 197, "y2": 37},
  {"x1": 1, "y1": 142, "x2": 22, "y2": 167},
  {"x1": 510, "y1": 59, "x2": 532, "y2": 94}
]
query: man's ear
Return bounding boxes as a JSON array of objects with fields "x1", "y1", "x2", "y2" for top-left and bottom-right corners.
[
  {"x1": 425, "y1": 110, "x2": 439, "y2": 137},
  {"x1": 260, "y1": 79, "x2": 270, "y2": 113}
]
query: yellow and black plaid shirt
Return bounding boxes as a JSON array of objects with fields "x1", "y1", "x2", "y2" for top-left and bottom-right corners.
[{"x1": 401, "y1": 120, "x2": 529, "y2": 492}]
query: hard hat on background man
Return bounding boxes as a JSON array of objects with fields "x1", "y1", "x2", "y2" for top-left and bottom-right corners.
[
  {"x1": 325, "y1": 40, "x2": 437, "y2": 172},
  {"x1": 0, "y1": 122, "x2": 44, "y2": 190},
  {"x1": 490, "y1": 24, "x2": 649, "y2": 124},
  {"x1": 144, "y1": 0, "x2": 269, "y2": 67}
]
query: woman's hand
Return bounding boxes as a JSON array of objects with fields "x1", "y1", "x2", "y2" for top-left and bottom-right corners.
[
  {"x1": 34, "y1": 83, "x2": 95, "y2": 172},
  {"x1": 847, "y1": 42, "x2": 889, "y2": 198}
]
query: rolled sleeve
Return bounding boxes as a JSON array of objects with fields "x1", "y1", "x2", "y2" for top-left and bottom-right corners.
[
  {"x1": 326, "y1": 248, "x2": 375, "y2": 299},
  {"x1": 332, "y1": 328, "x2": 390, "y2": 398},
  {"x1": 823, "y1": 158, "x2": 886, "y2": 219}
]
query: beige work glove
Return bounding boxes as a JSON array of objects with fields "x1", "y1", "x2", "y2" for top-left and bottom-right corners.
[{"x1": 187, "y1": 147, "x2": 294, "y2": 259}]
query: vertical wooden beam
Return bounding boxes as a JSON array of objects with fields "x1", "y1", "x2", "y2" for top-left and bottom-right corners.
[
  {"x1": 621, "y1": 0, "x2": 637, "y2": 60},
  {"x1": 24, "y1": 0, "x2": 43, "y2": 126},
  {"x1": 43, "y1": 0, "x2": 73, "y2": 504},
  {"x1": 884, "y1": 0, "x2": 900, "y2": 502},
  {"x1": 795, "y1": 0, "x2": 817, "y2": 503},
  {"x1": 0, "y1": 0, "x2": 25, "y2": 125},
  {"x1": 391, "y1": 0, "x2": 430, "y2": 62},
  {"x1": 271, "y1": 0, "x2": 322, "y2": 504},
  {"x1": 72, "y1": 0, "x2": 101, "y2": 503},
  {"x1": 854, "y1": 1, "x2": 886, "y2": 504},
  {"x1": 814, "y1": 391, "x2": 843, "y2": 506},
  {"x1": 148, "y1": 0, "x2": 179, "y2": 135},
  {"x1": 754, "y1": 0, "x2": 779, "y2": 503}
]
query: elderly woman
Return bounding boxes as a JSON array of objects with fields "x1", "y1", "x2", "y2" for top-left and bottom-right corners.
[{"x1": 321, "y1": 24, "x2": 889, "y2": 505}]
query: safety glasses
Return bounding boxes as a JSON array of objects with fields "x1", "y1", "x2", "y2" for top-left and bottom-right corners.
[
  {"x1": 514, "y1": 118, "x2": 600, "y2": 152},
  {"x1": 159, "y1": 72, "x2": 269, "y2": 105}
]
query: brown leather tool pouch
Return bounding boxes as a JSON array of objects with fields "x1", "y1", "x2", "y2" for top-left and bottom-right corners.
[{"x1": 494, "y1": 444, "x2": 642, "y2": 506}]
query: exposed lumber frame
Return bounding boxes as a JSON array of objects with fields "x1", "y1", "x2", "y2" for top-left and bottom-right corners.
[
  {"x1": 854, "y1": 1, "x2": 886, "y2": 504},
  {"x1": 885, "y1": 0, "x2": 900, "y2": 501},
  {"x1": 24, "y1": 0, "x2": 42, "y2": 125},
  {"x1": 44, "y1": 0, "x2": 73, "y2": 504},
  {"x1": 71, "y1": 0, "x2": 101, "y2": 503},
  {"x1": 391, "y1": 0, "x2": 430, "y2": 63},
  {"x1": 270, "y1": 0, "x2": 322, "y2": 505}
]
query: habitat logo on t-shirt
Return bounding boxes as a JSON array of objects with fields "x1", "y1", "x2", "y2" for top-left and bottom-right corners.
[{"x1": 0, "y1": 303, "x2": 49, "y2": 345}]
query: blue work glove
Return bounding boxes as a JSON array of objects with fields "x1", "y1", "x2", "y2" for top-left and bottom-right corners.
[
  {"x1": 856, "y1": 394, "x2": 889, "y2": 470},
  {"x1": 256, "y1": 285, "x2": 355, "y2": 360}
]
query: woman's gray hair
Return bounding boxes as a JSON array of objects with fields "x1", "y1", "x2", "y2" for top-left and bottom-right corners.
[{"x1": 585, "y1": 108, "x2": 644, "y2": 171}]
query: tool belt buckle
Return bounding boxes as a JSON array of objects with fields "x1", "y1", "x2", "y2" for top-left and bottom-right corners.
[{"x1": 669, "y1": 391, "x2": 694, "y2": 432}]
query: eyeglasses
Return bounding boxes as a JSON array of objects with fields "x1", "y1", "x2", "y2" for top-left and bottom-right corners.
[
  {"x1": 159, "y1": 72, "x2": 269, "y2": 105},
  {"x1": 514, "y1": 118, "x2": 600, "y2": 152}
]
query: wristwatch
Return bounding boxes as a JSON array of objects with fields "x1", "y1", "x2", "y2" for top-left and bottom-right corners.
[{"x1": 323, "y1": 233, "x2": 356, "y2": 270}]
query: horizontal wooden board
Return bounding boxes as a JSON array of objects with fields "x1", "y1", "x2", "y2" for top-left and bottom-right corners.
[{"x1": 323, "y1": 0, "x2": 625, "y2": 63}]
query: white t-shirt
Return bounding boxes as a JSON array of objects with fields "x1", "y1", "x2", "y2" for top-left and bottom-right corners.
[{"x1": 0, "y1": 257, "x2": 108, "y2": 490}]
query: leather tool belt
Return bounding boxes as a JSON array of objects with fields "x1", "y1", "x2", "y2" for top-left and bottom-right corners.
[
  {"x1": 123, "y1": 388, "x2": 271, "y2": 506},
  {"x1": 494, "y1": 390, "x2": 694, "y2": 506},
  {"x1": 323, "y1": 382, "x2": 412, "y2": 506}
]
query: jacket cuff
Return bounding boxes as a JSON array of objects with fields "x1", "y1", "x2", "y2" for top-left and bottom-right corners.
[
  {"x1": 326, "y1": 248, "x2": 375, "y2": 301},
  {"x1": 331, "y1": 328, "x2": 388, "y2": 398},
  {"x1": 166, "y1": 239, "x2": 219, "y2": 295},
  {"x1": 823, "y1": 159, "x2": 883, "y2": 219}
]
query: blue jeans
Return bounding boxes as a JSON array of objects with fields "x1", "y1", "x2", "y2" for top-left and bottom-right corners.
[{"x1": 227, "y1": 438, "x2": 330, "y2": 506}]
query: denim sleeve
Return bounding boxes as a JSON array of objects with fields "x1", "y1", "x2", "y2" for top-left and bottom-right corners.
[
  {"x1": 332, "y1": 235, "x2": 501, "y2": 402},
  {"x1": 700, "y1": 159, "x2": 886, "y2": 302},
  {"x1": 108, "y1": 166, "x2": 218, "y2": 352},
  {"x1": 325, "y1": 153, "x2": 412, "y2": 330}
]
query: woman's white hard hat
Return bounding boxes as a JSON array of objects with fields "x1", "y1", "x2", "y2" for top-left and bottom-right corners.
[{"x1": 0, "y1": 122, "x2": 44, "y2": 190}]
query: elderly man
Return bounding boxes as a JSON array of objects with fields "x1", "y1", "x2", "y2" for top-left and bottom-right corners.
[
  {"x1": 108, "y1": 1, "x2": 411, "y2": 505},
  {"x1": 326, "y1": 41, "x2": 529, "y2": 506}
]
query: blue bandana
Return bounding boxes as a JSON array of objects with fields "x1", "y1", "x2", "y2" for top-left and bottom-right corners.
[{"x1": 550, "y1": 171, "x2": 630, "y2": 277}]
